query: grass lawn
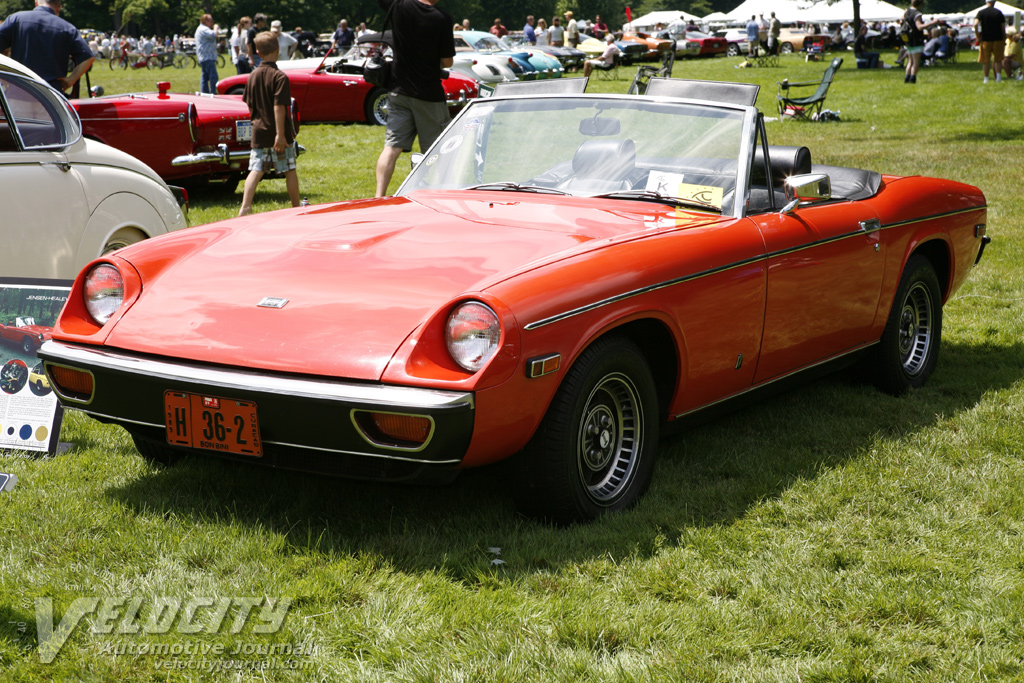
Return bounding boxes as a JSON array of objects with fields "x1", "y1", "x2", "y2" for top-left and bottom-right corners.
[{"x1": 2, "y1": 52, "x2": 1023, "y2": 681}]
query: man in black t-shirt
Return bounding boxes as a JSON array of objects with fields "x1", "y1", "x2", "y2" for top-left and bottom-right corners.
[
  {"x1": 374, "y1": 0, "x2": 455, "y2": 197},
  {"x1": 247, "y1": 13, "x2": 268, "y2": 68},
  {"x1": 974, "y1": 0, "x2": 1007, "y2": 82}
]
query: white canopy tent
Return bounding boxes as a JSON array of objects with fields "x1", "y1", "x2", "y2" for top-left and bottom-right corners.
[
  {"x1": 629, "y1": 9, "x2": 704, "y2": 31},
  {"x1": 710, "y1": 0, "x2": 905, "y2": 24}
]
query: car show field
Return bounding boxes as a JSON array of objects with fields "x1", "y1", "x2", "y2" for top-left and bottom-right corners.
[{"x1": 2, "y1": 52, "x2": 1024, "y2": 680}]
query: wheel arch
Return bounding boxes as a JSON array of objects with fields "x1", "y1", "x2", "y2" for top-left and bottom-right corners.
[
  {"x1": 557, "y1": 315, "x2": 681, "y2": 424},
  {"x1": 908, "y1": 237, "x2": 952, "y2": 302}
]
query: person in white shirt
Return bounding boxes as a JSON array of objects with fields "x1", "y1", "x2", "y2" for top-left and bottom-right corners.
[
  {"x1": 270, "y1": 19, "x2": 297, "y2": 59},
  {"x1": 583, "y1": 33, "x2": 618, "y2": 76},
  {"x1": 535, "y1": 17, "x2": 549, "y2": 46},
  {"x1": 564, "y1": 11, "x2": 579, "y2": 47},
  {"x1": 549, "y1": 16, "x2": 565, "y2": 46}
]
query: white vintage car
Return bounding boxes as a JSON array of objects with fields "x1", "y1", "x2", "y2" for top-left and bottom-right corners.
[{"x1": 0, "y1": 56, "x2": 188, "y2": 280}]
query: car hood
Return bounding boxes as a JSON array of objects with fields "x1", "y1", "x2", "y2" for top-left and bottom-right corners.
[{"x1": 105, "y1": 191, "x2": 725, "y2": 380}]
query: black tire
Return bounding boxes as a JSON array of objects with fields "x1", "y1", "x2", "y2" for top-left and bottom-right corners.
[
  {"x1": 172, "y1": 53, "x2": 188, "y2": 69},
  {"x1": 22, "y1": 337, "x2": 34, "y2": 354},
  {"x1": 866, "y1": 254, "x2": 942, "y2": 395},
  {"x1": 515, "y1": 336, "x2": 660, "y2": 524},
  {"x1": 365, "y1": 88, "x2": 388, "y2": 126},
  {"x1": 218, "y1": 54, "x2": 227, "y2": 68},
  {"x1": 146, "y1": 55, "x2": 160, "y2": 70},
  {"x1": 780, "y1": 42, "x2": 794, "y2": 54},
  {"x1": 227, "y1": 85, "x2": 245, "y2": 95},
  {"x1": 131, "y1": 433, "x2": 183, "y2": 467}
]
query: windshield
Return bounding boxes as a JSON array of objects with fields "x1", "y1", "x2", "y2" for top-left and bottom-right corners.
[
  {"x1": 470, "y1": 35, "x2": 506, "y2": 52},
  {"x1": 398, "y1": 96, "x2": 749, "y2": 215}
]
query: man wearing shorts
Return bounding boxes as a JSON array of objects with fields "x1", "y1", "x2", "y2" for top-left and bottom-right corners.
[
  {"x1": 975, "y1": 0, "x2": 1007, "y2": 83},
  {"x1": 374, "y1": 0, "x2": 455, "y2": 197}
]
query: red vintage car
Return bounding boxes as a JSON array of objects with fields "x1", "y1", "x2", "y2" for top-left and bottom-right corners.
[
  {"x1": 1, "y1": 316, "x2": 52, "y2": 354},
  {"x1": 71, "y1": 82, "x2": 300, "y2": 191},
  {"x1": 216, "y1": 55, "x2": 478, "y2": 126},
  {"x1": 685, "y1": 31, "x2": 729, "y2": 56},
  {"x1": 40, "y1": 83, "x2": 989, "y2": 524}
]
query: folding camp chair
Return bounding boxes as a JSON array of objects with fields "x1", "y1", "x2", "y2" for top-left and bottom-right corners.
[
  {"x1": 628, "y1": 42, "x2": 676, "y2": 94},
  {"x1": 776, "y1": 57, "x2": 842, "y2": 121}
]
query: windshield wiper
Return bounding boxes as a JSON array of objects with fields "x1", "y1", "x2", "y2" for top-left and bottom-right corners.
[
  {"x1": 466, "y1": 182, "x2": 569, "y2": 195},
  {"x1": 591, "y1": 189, "x2": 722, "y2": 213}
]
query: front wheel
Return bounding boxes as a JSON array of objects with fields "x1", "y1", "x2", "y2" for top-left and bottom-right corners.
[
  {"x1": 22, "y1": 337, "x2": 34, "y2": 354},
  {"x1": 727, "y1": 43, "x2": 740, "y2": 57},
  {"x1": 780, "y1": 42, "x2": 794, "y2": 54},
  {"x1": 365, "y1": 88, "x2": 388, "y2": 126},
  {"x1": 864, "y1": 254, "x2": 942, "y2": 394},
  {"x1": 131, "y1": 433, "x2": 183, "y2": 467},
  {"x1": 146, "y1": 55, "x2": 160, "y2": 70},
  {"x1": 218, "y1": 54, "x2": 227, "y2": 68},
  {"x1": 515, "y1": 336, "x2": 660, "y2": 524},
  {"x1": 227, "y1": 85, "x2": 245, "y2": 95}
]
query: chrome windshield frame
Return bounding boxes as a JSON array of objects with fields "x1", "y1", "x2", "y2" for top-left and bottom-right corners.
[{"x1": 395, "y1": 92, "x2": 759, "y2": 219}]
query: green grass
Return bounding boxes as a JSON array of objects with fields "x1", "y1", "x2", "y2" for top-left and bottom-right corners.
[{"x1": 2, "y1": 52, "x2": 1023, "y2": 681}]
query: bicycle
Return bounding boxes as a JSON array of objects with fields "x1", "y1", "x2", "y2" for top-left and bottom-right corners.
[
  {"x1": 177, "y1": 51, "x2": 228, "y2": 69},
  {"x1": 109, "y1": 48, "x2": 158, "y2": 70}
]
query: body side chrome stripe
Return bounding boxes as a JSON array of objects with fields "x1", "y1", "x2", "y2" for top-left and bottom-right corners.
[
  {"x1": 40, "y1": 341, "x2": 474, "y2": 410},
  {"x1": 671, "y1": 340, "x2": 879, "y2": 419},
  {"x1": 524, "y1": 206, "x2": 986, "y2": 331}
]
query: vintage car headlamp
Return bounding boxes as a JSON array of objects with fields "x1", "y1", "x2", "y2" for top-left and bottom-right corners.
[
  {"x1": 83, "y1": 264, "x2": 124, "y2": 325},
  {"x1": 446, "y1": 302, "x2": 501, "y2": 373}
]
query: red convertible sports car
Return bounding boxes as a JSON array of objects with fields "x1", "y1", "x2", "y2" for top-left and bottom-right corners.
[
  {"x1": 216, "y1": 55, "x2": 478, "y2": 126},
  {"x1": 1, "y1": 316, "x2": 51, "y2": 354},
  {"x1": 72, "y1": 82, "x2": 300, "y2": 191},
  {"x1": 40, "y1": 81, "x2": 989, "y2": 524}
]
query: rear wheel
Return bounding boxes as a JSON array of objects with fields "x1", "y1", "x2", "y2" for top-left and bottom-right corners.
[
  {"x1": 727, "y1": 43, "x2": 740, "y2": 57},
  {"x1": 172, "y1": 53, "x2": 188, "y2": 69},
  {"x1": 365, "y1": 88, "x2": 389, "y2": 125},
  {"x1": 780, "y1": 42, "x2": 794, "y2": 54},
  {"x1": 146, "y1": 55, "x2": 160, "y2": 70},
  {"x1": 864, "y1": 254, "x2": 942, "y2": 394},
  {"x1": 515, "y1": 336, "x2": 659, "y2": 524}
]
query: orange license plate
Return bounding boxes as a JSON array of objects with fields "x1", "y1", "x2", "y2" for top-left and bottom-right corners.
[{"x1": 164, "y1": 391, "x2": 262, "y2": 457}]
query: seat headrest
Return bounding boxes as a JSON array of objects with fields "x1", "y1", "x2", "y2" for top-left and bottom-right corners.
[
  {"x1": 572, "y1": 139, "x2": 636, "y2": 181},
  {"x1": 754, "y1": 145, "x2": 812, "y2": 184}
]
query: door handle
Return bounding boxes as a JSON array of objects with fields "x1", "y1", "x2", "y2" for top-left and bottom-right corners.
[
  {"x1": 42, "y1": 161, "x2": 71, "y2": 172},
  {"x1": 860, "y1": 218, "x2": 881, "y2": 251}
]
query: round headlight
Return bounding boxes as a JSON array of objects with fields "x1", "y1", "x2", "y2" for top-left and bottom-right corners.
[
  {"x1": 83, "y1": 264, "x2": 124, "y2": 325},
  {"x1": 446, "y1": 302, "x2": 501, "y2": 373}
]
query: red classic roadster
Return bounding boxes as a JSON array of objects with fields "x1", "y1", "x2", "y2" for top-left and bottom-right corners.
[
  {"x1": 40, "y1": 82, "x2": 989, "y2": 523},
  {"x1": 1, "y1": 317, "x2": 52, "y2": 354},
  {"x1": 216, "y1": 55, "x2": 478, "y2": 126},
  {"x1": 71, "y1": 82, "x2": 300, "y2": 191}
]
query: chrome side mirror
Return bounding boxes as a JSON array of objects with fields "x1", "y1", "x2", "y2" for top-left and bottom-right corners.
[
  {"x1": 410, "y1": 153, "x2": 424, "y2": 169},
  {"x1": 780, "y1": 173, "x2": 831, "y2": 215}
]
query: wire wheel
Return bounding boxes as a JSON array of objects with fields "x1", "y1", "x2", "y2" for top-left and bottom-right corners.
[
  {"x1": 897, "y1": 281, "x2": 933, "y2": 377},
  {"x1": 576, "y1": 372, "x2": 644, "y2": 505}
]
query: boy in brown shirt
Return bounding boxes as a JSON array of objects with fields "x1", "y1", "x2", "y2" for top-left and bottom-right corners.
[{"x1": 239, "y1": 31, "x2": 300, "y2": 216}]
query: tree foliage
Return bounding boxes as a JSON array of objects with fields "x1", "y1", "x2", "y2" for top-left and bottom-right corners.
[{"x1": 2, "y1": 0, "x2": 989, "y2": 37}]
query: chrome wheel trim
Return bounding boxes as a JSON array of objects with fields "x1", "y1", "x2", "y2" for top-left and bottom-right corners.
[
  {"x1": 372, "y1": 92, "x2": 389, "y2": 125},
  {"x1": 576, "y1": 372, "x2": 643, "y2": 505},
  {"x1": 898, "y1": 281, "x2": 933, "y2": 377}
]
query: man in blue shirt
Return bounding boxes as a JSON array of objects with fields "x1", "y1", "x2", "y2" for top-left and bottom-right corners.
[
  {"x1": 0, "y1": 0, "x2": 94, "y2": 96},
  {"x1": 745, "y1": 15, "x2": 759, "y2": 57},
  {"x1": 523, "y1": 16, "x2": 536, "y2": 44},
  {"x1": 195, "y1": 13, "x2": 219, "y2": 94}
]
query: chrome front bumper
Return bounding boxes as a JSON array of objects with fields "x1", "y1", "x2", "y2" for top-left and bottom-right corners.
[{"x1": 172, "y1": 142, "x2": 307, "y2": 167}]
